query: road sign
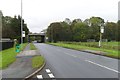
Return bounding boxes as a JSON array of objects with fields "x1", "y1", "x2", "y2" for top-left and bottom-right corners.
[
  {"x1": 101, "y1": 28, "x2": 104, "y2": 33},
  {"x1": 22, "y1": 31, "x2": 25, "y2": 37}
]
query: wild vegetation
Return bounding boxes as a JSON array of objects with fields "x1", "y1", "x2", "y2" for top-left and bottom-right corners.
[
  {"x1": 49, "y1": 42, "x2": 119, "y2": 59},
  {"x1": 47, "y1": 17, "x2": 120, "y2": 42}
]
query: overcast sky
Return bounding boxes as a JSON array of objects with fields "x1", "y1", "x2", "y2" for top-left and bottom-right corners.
[{"x1": 0, "y1": 0, "x2": 119, "y2": 33}]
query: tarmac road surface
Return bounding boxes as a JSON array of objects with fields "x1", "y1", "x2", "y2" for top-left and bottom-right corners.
[{"x1": 34, "y1": 43, "x2": 119, "y2": 79}]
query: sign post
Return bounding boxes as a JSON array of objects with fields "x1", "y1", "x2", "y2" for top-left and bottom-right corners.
[
  {"x1": 99, "y1": 24, "x2": 104, "y2": 47},
  {"x1": 22, "y1": 31, "x2": 25, "y2": 37}
]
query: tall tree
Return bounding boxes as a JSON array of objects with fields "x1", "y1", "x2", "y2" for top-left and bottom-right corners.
[
  {"x1": 73, "y1": 22, "x2": 89, "y2": 41},
  {"x1": 89, "y1": 17, "x2": 104, "y2": 41},
  {"x1": 104, "y1": 22, "x2": 117, "y2": 41},
  {"x1": 2, "y1": 15, "x2": 29, "y2": 43}
]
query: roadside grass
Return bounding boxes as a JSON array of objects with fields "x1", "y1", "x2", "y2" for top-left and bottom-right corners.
[
  {"x1": 49, "y1": 42, "x2": 120, "y2": 59},
  {"x1": 60, "y1": 42, "x2": 120, "y2": 51},
  {"x1": 20, "y1": 43, "x2": 28, "y2": 51},
  {"x1": 30, "y1": 43, "x2": 37, "y2": 50},
  {"x1": 32, "y1": 56, "x2": 44, "y2": 68},
  {"x1": 0, "y1": 43, "x2": 28, "y2": 69}
]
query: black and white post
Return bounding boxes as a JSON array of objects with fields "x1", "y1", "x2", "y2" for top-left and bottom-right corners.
[{"x1": 99, "y1": 23, "x2": 104, "y2": 47}]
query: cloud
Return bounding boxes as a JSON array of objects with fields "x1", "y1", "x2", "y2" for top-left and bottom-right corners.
[{"x1": 0, "y1": 0, "x2": 119, "y2": 32}]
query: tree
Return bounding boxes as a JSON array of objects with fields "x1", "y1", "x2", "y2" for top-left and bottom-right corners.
[
  {"x1": 73, "y1": 22, "x2": 89, "y2": 41},
  {"x1": 47, "y1": 22, "x2": 64, "y2": 42},
  {"x1": 104, "y1": 22, "x2": 117, "y2": 41},
  {"x1": 60, "y1": 21, "x2": 72, "y2": 41},
  {"x1": 117, "y1": 20, "x2": 120, "y2": 41},
  {"x1": 47, "y1": 17, "x2": 118, "y2": 42},
  {"x1": 2, "y1": 16, "x2": 15, "y2": 38},
  {"x1": 89, "y1": 17, "x2": 105, "y2": 41},
  {"x1": 2, "y1": 14, "x2": 29, "y2": 43}
]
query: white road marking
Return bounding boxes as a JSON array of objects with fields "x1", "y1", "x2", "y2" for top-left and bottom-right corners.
[
  {"x1": 70, "y1": 55, "x2": 77, "y2": 57},
  {"x1": 37, "y1": 75, "x2": 43, "y2": 79},
  {"x1": 48, "y1": 73, "x2": 55, "y2": 78},
  {"x1": 46, "y1": 69, "x2": 51, "y2": 73},
  {"x1": 64, "y1": 52, "x2": 77, "y2": 58},
  {"x1": 85, "y1": 60, "x2": 120, "y2": 73}
]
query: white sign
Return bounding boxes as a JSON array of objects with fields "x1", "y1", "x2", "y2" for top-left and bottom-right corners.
[
  {"x1": 22, "y1": 31, "x2": 25, "y2": 37},
  {"x1": 101, "y1": 28, "x2": 104, "y2": 33}
]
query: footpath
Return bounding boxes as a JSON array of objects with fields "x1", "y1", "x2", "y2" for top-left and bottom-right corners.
[{"x1": 2, "y1": 43, "x2": 40, "y2": 79}]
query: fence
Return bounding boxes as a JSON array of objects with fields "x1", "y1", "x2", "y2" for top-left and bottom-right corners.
[{"x1": 0, "y1": 40, "x2": 14, "y2": 51}]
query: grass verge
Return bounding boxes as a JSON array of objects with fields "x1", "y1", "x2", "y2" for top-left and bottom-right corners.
[
  {"x1": 30, "y1": 43, "x2": 37, "y2": 50},
  {"x1": 32, "y1": 56, "x2": 44, "y2": 68},
  {"x1": 48, "y1": 42, "x2": 119, "y2": 59},
  {"x1": 0, "y1": 43, "x2": 28, "y2": 69},
  {"x1": 20, "y1": 43, "x2": 28, "y2": 51}
]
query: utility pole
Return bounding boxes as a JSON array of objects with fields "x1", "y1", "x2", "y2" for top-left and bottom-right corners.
[{"x1": 21, "y1": 0, "x2": 23, "y2": 44}]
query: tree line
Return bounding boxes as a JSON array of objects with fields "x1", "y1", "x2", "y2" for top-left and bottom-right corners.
[
  {"x1": 47, "y1": 17, "x2": 120, "y2": 42},
  {"x1": 2, "y1": 14, "x2": 29, "y2": 43}
]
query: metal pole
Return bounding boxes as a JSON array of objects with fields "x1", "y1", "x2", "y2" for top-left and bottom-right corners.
[
  {"x1": 21, "y1": 0, "x2": 23, "y2": 44},
  {"x1": 99, "y1": 32, "x2": 102, "y2": 47}
]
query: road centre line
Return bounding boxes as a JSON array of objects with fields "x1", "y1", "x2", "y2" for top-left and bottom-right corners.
[
  {"x1": 85, "y1": 60, "x2": 120, "y2": 73},
  {"x1": 63, "y1": 52, "x2": 77, "y2": 57},
  {"x1": 56, "y1": 48, "x2": 119, "y2": 73},
  {"x1": 55, "y1": 48, "x2": 77, "y2": 58}
]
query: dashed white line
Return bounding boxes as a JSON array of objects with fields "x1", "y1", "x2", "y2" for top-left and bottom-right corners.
[
  {"x1": 64, "y1": 52, "x2": 77, "y2": 58},
  {"x1": 85, "y1": 60, "x2": 120, "y2": 73},
  {"x1": 37, "y1": 75, "x2": 43, "y2": 79},
  {"x1": 46, "y1": 69, "x2": 51, "y2": 73},
  {"x1": 48, "y1": 73, "x2": 55, "y2": 78}
]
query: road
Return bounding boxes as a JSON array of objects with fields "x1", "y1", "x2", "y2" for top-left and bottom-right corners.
[{"x1": 34, "y1": 43, "x2": 119, "y2": 79}]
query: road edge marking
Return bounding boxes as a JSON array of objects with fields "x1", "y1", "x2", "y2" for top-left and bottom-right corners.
[
  {"x1": 37, "y1": 75, "x2": 43, "y2": 79},
  {"x1": 48, "y1": 73, "x2": 55, "y2": 78},
  {"x1": 46, "y1": 69, "x2": 51, "y2": 73},
  {"x1": 85, "y1": 60, "x2": 120, "y2": 73}
]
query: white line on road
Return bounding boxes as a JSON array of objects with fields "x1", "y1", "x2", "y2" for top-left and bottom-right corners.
[
  {"x1": 85, "y1": 60, "x2": 120, "y2": 73},
  {"x1": 46, "y1": 69, "x2": 51, "y2": 73},
  {"x1": 48, "y1": 73, "x2": 55, "y2": 78},
  {"x1": 64, "y1": 52, "x2": 77, "y2": 58},
  {"x1": 37, "y1": 75, "x2": 43, "y2": 79}
]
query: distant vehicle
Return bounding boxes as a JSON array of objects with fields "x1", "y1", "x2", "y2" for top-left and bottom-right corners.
[
  {"x1": 37, "y1": 40, "x2": 41, "y2": 43},
  {"x1": 33, "y1": 41, "x2": 37, "y2": 43}
]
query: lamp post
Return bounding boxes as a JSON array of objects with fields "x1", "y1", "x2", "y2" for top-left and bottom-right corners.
[
  {"x1": 21, "y1": 0, "x2": 23, "y2": 44},
  {"x1": 99, "y1": 23, "x2": 104, "y2": 47}
]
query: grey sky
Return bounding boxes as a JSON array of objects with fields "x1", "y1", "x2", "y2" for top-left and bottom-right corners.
[{"x1": 0, "y1": 0, "x2": 119, "y2": 33}]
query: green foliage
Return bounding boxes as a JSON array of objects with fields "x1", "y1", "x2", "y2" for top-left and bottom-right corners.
[
  {"x1": 2, "y1": 15, "x2": 29, "y2": 43},
  {"x1": 47, "y1": 22, "x2": 65, "y2": 42},
  {"x1": 73, "y1": 22, "x2": 89, "y2": 41},
  {"x1": 104, "y1": 22, "x2": 117, "y2": 41},
  {"x1": 47, "y1": 17, "x2": 119, "y2": 42}
]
